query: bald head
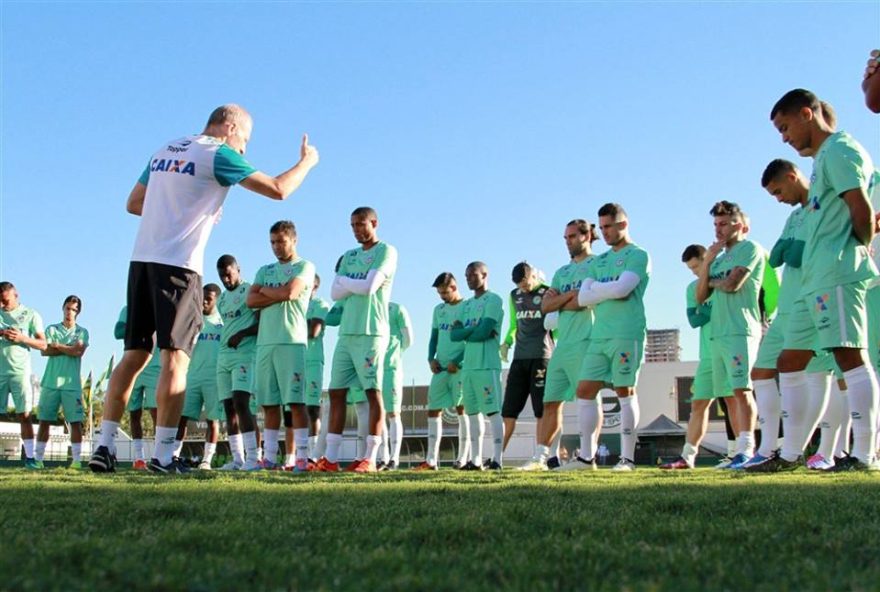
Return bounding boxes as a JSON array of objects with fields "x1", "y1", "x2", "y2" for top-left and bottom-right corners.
[
  {"x1": 204, "y1": 104, "x2": 253, "y2": 154},
  {"x1": 205, "y1": 104, "x2": 251, "y2": 129}
]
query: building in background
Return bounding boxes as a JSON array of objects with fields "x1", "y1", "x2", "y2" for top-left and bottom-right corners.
[{"x1": 645, "y1": 329, "x2": 680, "y2": 363}]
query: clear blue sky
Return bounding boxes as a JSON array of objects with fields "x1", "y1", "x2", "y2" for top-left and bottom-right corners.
[{"x1": 1, "y1": 2, "x2": 878, "y2": 388}]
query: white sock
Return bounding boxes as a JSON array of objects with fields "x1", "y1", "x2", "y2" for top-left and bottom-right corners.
[
  {"x1": 242, "y1": 431, "x2": 258, "y2": 462},
  {"x1": 294, "y1": 428, "x2": 309, "y2": 466},
  {"x1": 803, "y1": 371, "x2": 832, "y2": 451},
  {"x1": 577, "y1": 398, "x2": 601, "y2": 460},
  {"x1": 535, "y1": 444, "x2": 550, "y2": 463},
  {"x1": 457, "y1": 415, "x2": 470, "y2": 463},
  {"x1": 427, "y1": 416, "x2": 442, "y2": 466},
  {"x1": 389, "y1": 415, "x2": 403, "y2": 464},
  {"x1": 737, "y1": 431, "x2": 756, "y2": 458},
  {"x1": 34, "y1": 440, "x2": 46, "y2": 461},
  {"x1": 365, "y1": 434, "x2": 383, "y2": 464},
  {"x1": 726, "y1": 440, "x2": 737, "y2": 458},
  {"x1": 204, "y1": 442, "x2": 217, "y2": 463},
  {"x1": 229, "y1": 433, "x2": 244, "y2": 464},
  {"x1": 173, "y1": 440, "x2": 184, "y2": 459},
  {"x1": 355, "y1": 401, "x2": 369, "y2": 460},
  {"x1": 98, "y1": 420, "x2": 119, "y2": 450},
  {"x1": 308, "y1": 435, "x2": 318, "y2": 459},
  {"x1": 71, "y1": 442, "x2": 82, "y2": 462},
  {"x1": 779, "y1": 371, "x2": 808, "y2": 461},
  {"x1": 263, "y1": 429, "x2": 279, "y2": 464},
  {"x1": 133, "y1": 438, "x2": 145, "y2": 461},
  {"x1": 836, "y1": 391, "x2": 851, "y2": 457},
  {"x1": 469, "y1": 414, "x2": 484, "y2": 465},
  {"x1": 381, "y1": 420, "x2": 390, "y2": 464},
  {"x1": 549, "y1": 428, "x2": 562, "y2": 459},
  {"x1": 315, "y1": 402, "x2": 330, "y2": 459},
  {"x1": 619, "y1": 395, "x2": 639, "y2": 461},
  {"x1": 153, "y1": 426, "x2": 177, "y2": 466},
  {"x1": 326, "y1": 433, "x2": 343, "y2": 464},
  {"x1": 844, "y1": 365, "x2": 879, "y2": 462},
  {"x1": 682, "y1": 442, "x2": 698, "y2": 466},
  {"x1": 489, "y1": 413, "x2": 504, "y2": 464},
  {"x1": 753, "y1": 378, "x2": 781, "y2": 457},
  {"x1": 818, "y1": 382, "x2": 846, "y2": 460}
]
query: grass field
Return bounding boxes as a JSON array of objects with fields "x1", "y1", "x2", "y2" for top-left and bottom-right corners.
[{"x1": 2, "y1": 467, "x2": 879, "y2": 592}]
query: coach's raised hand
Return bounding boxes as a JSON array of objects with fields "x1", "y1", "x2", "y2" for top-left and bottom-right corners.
[{"x1": 300, "y1": 133, "x2": 320, "y2": 168}]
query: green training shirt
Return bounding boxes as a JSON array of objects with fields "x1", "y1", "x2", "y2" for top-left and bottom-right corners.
[
  {"x1": 461, "y1": 291, "x2": 504, "y2": 371},
  {"x1": 338, "y1": 242, "x2": 398, "y2": 337},
  {"x1": 218, "y1": 282, "x2": 258, "y2": 357},
  {"x1": 708, "y1": 239, "x2": 765, "y2": 337},
  {"x1": 254, "y1": 258, "x2": 315, "y2": 346},
  {"x1": 41, "y1": 323, "x2": 89, "y2": 389},
  {"x1": 550, "y1": 256, "x2": 595, "y2": 345},
  {"x1": 431, "y1": 300, "x2": 466, "y2": 367},
  {"x1": 0, "y1": 305, "x2": 44, "y2": 375},
  {"x1": 587, "y1": 244, "x2": 651, "y2": 340}
]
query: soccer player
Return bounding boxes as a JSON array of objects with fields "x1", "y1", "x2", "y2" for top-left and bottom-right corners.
[
  {"x1": 174, "y1": 284, "x2": 223, "y2": 469},
  {"x1": 414, "y1": 272, "x2": 469, "y2": 471},
  {"x1": 379, "y1": 301, "x2": 413, "y2": 470},
  {"x1": 114, "y1": 305, "x2": 157, "y2": 470},
  {"x1": 35, "y1": 296, "x2": 88, "y2": 468},
  {"x1": 0, "y1": 282, "x2": 46, "y2": 468},
  {"x1": 520, "y1": 219, "x2": 595, "y2": 471},
  {"x1": 694, "y1": 201, "x2": 765, "y2": 470},
  {"x1": 500, "y1": 262, "x2": 554, "y2": 452},
  {"x1": 305, "y1": 274, "x2": 331, "y2": 463},
  {"x1": 660, "y1": 246, "x2": 730, "y2": 469},
  {"x1": 758, "y1": 90, "x2": 878, "y2": 471},
  {"x1": 452, "y1": 262, "x2": 505, "y2": 470},
  {"x1": 216, "y1": 254, "x2": 260, "y2": 470},
  {"x1": 90, "y1": 104, "x2": 319, "y2": 474},
  {"x1": 247, "y1": 220, "x2": 315, "y2": 471},
  {"x1": 318, "y1": 207, "x2": 397, "y2": 473}
]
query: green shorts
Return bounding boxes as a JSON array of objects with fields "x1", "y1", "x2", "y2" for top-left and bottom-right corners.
[
  {"x1": 754, "y1": 313, "x2": 788, "y2": 370},
  {"x1": 805, "y1": 281, "x2": 869, "y2": 350},
  {"x1": 579, "y1": 338, "x2": 644, "y2": 388},
  {"x1": 330, "y1": 335, "x2": 388, "y2": 391},
  {"x1": 461, "y1": 369, "x2": 502, "y2": 415},
  {"x1": 691, "y1": 357, "x2": 730, "y2": 400},
  {"x1": 382, "y1": 364, "x2": 403, "y2": 413},
  {"x1": 711, "y1": 334, "x2": 760, "y2": 393},
  {"x1": 128, "y1": 372, "x2": 158, "y2": 412},
  {"x1": 182, "y1": 378, "x2": 223, "y2": 421},
  {"x1": 427, "y1": 369, "x2": 463, "y2": 410},
  {"x1": 347, "y1": 386, "x2": 367, "y2": 405},
  {"x1": 37, "y1": 387, "x2": 83, "y2": 422},
  {"x1": 1, "y1": 373, "x2": 32, "y2": 414},
  {"x1": 305, "y1": 361, "x2": 324, "y2": 406},
  {"x1": 544, "y1": 341, "x2": 587, "y2": 403},
  {"x1": 782, "y1": 299, "x2": 821, "y2": 352},
  {"x1": 255, "y1": 343, "x2": 306, "y2": 407},
  {"x1": 867, "y1": 285, "x2": 880, "y2": 372},
  {"x1": 216, "y1": 351, "x2": 254, "y2": 401},
  {"x1": 807, "y1": 350, "x2": 838, "y2": 375}
]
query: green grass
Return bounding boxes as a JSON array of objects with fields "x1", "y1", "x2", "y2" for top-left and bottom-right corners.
[{"x1": 2, "y1": 467, "x2": 879, "y2": 591}]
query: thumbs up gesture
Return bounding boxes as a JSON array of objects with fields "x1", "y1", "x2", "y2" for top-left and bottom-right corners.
[{"x1": 300, "y1": 133, "x2": 319, "y2": 168}]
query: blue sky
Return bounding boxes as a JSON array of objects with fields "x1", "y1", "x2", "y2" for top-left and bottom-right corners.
[{"x1": 1, "y1": 1, "x2": 878, "y2": 388}]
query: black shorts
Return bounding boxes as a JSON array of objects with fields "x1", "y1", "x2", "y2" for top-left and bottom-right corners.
[
  {"x1": 502, "y1": 358, "x2": 549, "y2": 419},
  {"x1": 125, "y1": 261, "x2": 203, "y2": 357}
]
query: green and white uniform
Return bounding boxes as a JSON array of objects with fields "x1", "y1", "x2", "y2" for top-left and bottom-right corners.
[
  {"x1": 686, "y1": 282, "x2": 728, "y2": 400},
  {"x1": 708, "y1": 239, "x2": 765, "y2": 393},
  {"x1": 254, "y1": 258, "x2": 315, "y2": 406},
  {"x1": 38, "y1": 322, "x2": 88, "y2": 422},
  {"x1": 792, "y1": 131, "x2": 877, "y2": 351},
  {"x1": 183, "y1": 315, "x2": 223, "y2": 421},
  {"x1": 580, "y1": 244, "x2": 651, "y2": 387},
  {"x1": 329, "y1": 242, "x2": 397, "y2": 391},
  {"x1": 545, "y1": 256, "x2": 594, "y2": 403},
  {"x1": 305, "y1": 296, "x2": 331, "y2": 406},
  {"x1": 382, "y1": 302, "x2": 412, "y2": 413},
  {"x1": 216, "y1": 283, "x2": 257, "y2": 400},
  {"x1": 428, "y1": 300, "x2": 466, "y2": 410},
  {"x1": 460, "y1": 291, "x2": 504, "y2": 415},
  {"x1": 0, "y1": 304, "x2": 43, "y2": 413}
]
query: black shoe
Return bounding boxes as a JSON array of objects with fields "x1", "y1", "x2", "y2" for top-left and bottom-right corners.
[
  {"x1": 482, "y1": 459, "x2": 491, "y2": 469},
  {"x1": 379, "y1": 460, "x2": 397, "y2": 472},
  {"x1": 88, "y1": 446, "x2": 117, "y2": 473},
  {"x1": 375, "y1": 460, "x2": 387, "y2": 471},
  {"x1": 743, "y1": 452, "x2": 802, "y2": 473},
  {"x1": 828, "y1": 454, "x2": 877, "y2": 472},
  {"x1": 452, "y1": 459, "x2": 464, "y2": 470},
  {"x1": 546, "y1": 456, "x2": 560, "y2": 470},
  {"x1": 461, "y1": 461, "x2": 484, "y2": 472},
  {"x1": 148, "y1": 457, "x2": 191, "y2": 474},
  {"x1": 487, "y1": 460, "x2": 502, "y2": 470}
]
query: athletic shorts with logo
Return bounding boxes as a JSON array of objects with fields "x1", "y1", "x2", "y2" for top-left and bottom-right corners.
[
  {"x1": 544, "y1": 342, "x2": 587, "y2": 404},
  {"x1": 579, "y1": 338, "x2": 644, "y2": 387},
  {"x1": 787, "y1": 281, "x2": 870, "y2": 351},
  {"x1": 330, "y1": 335, "x2": 389, "y2": 392},
  {"x1": 305, "y1": 361, "x2": 324, "y2": 407},
  {"x1": 38, "y1": 387, "x2": 83, "y2": 422},
  {"x1": 502, "y1": 358, "x2": 548, "y2": 419},
  {"x1": 216, "y1": 353, "x2": 254, "y2": 401},
  {"x1": 462, "y1": 369, "x2": 502, "y2": 415},
  {"x1": 711, "y1": 335, "x2": 760, "y2": 393},
  {"x1": 255, "y1": 344, "x2": 306, "y2": 406},
  {"x1": 183, "y1": 378, "x2": 223, "y2": 421},
  {"x1": 0, "y1": 373, "x2": 32, "y2": 414},
  {"x1": 428, "y1": 369, "x2": 463, "y2": 410}
]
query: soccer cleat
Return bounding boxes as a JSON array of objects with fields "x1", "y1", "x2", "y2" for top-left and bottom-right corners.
[
  {"x1": 518, "y1": 459, "x2": 549, "y2": 472},
  {"x1": 257, "y1": 459, "x2": 279, "y2": 470},
  {"x1": 740, "y1": 453, "x2": 771, "y2": 468},
  {"x1": 375, "y1": 460, "x2": 387, "y2": 471},
  {"x1": 724, "y1": 453, "x2": 752, "y2": 470},
  {"x1": 828, "y1": 455, "x2": 879, "y2": 472},
  {"x1": 132, "y1": 459, "x2": 148, "y2": 471},
  {"x1": 380, "y1": 460, "x2": 398, "y2": 472},
  {"x1": 147, "y1": 458, "x2": 190, "y2": 474},
  {"x1": 452, "y1": 459, "x2": 466, "y2": 470},
  {"x1": 713, "y1": 456, "x2": 734, "y2": 469},
  {"x1": 546, "y1": 456, "x2": 561, "y2": 470},
  {"x1": 743, "y1": 452, "x2": 802, "y2": 473},
  {"x1": 659, "y1": 457, "x2": 692, "y2": 470},
  {"x1": 412, "y1": 461, "x2": 438, "y2": 471},
  {"x1": 25, "y1": 458, "x2": 44, "y2": 470},
  {"x1": 218, "y1": 460, "x2": 242, "y2": 471},
  {"x1": 197, "y1": 460, "x2": 213, "y2": 471},
  {"x1": 241, "y1": 458, "x2": 263, "y2": 472},
  {"x1": 312, "y1": 457, "x2": 340, "y2": 472},
  {"x1": 88, "y1": 446, "x2": 117, "y2": 473},
  {"x1": 68, "y1": 460, "x2": 83, "y2": 470},
  {"x1": 344, "y1": 460, "x2": 362, "y2": 472},
  {"x1": 556, "y1": 456, "x2": 597, "y2": 471},
  {"x1": 486, "y1": 460, "x2": 502, "y2": 470},
  {"x1": 612, "y1": 458, "x2": 636, "y2": 471},
  {"x1": 461, "y1": 461, "x2": 485, "y2": 471},
  {"x1": 806, "y1": 454, "x2": 835, "y2": 471},
  {"x1": 351, "y1": 459, "x2": 377, "y2": 473}
]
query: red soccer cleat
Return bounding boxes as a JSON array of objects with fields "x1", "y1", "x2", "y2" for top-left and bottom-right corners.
[{"x1": 351, "y1": 459, "x2": 377, "y2": 473}]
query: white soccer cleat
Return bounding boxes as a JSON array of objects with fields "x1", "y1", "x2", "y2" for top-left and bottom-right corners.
[
  {"x1": 555, "y1": 456, "x2": 597, "y2": 471},
  {"x1": 218, "y1": 460, "x2": 242, "y2": 471},
  {"x1": 612, "y1": 458, "x2": 635, "y2": 471},
  {"x1": 197, "y1": 460, "x2": 213, "y2": 471},
  {"x1": 518, "y1": 459, "x2": 548, "y2": 471},
  {"x1": 241, "y1": 459, "x2": 263, "y2": 472}
]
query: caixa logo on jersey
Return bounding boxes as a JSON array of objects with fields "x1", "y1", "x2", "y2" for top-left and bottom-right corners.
[{"x1": 151, "y1": 158, "x2": 195, "y2": 176}]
